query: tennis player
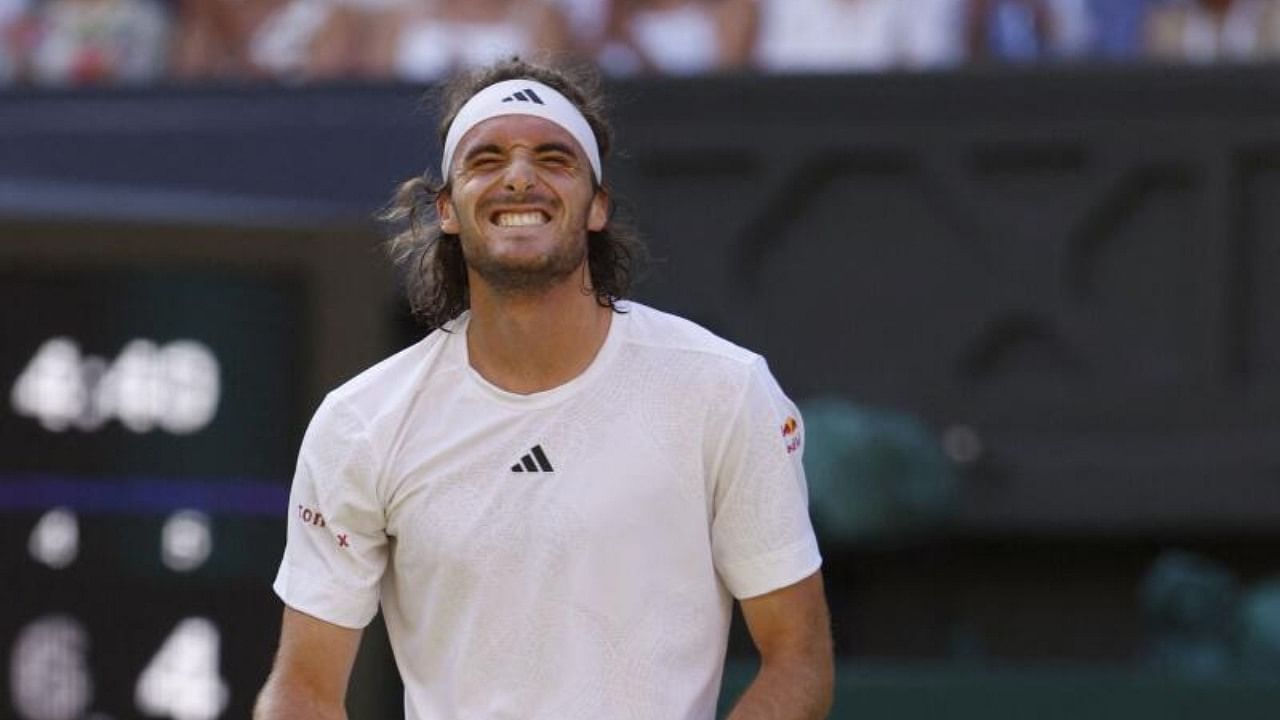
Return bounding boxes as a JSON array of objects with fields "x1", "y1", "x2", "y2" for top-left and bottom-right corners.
[{"x1": 255, "y1": 57, "x2": 832, "y2": 720}]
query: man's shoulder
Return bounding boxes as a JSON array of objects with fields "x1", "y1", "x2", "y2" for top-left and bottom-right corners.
[
  {"x1": 621, "y1": 302, "x2": 759, "y2": 368},
  {"x1": 323, "y1": 324, "x2": 456, "y2": 420}
]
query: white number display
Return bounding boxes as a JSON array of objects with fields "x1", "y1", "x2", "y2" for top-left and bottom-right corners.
[
  {"x1": 134, "y1": 618, "x2": 228, "y2": 720},
  {"x1": 10, "y1": 337, "x2": 221, "y2": 434},
  {"x1": 27, "y1": 508, "x2": 79, "y2": 570},
  {"x1": 8, "y1": 338, "x2": 84, "y2": 432},
  {"x1": 161, "y1": 510, "x2": 213, "y2": 573},
  {"x1": 9, "y1": 615, "x2": 93, "y2": 720}
]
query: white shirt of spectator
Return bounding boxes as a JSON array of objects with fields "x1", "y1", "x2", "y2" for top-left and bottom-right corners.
[
  {"x1": 627, "y1": 3, "x2": 722, "y2": 76},
  {"x1": 756, "y1": 0, "x2": 966, "y2": 72},
  {"x1": 1179, "y1": 0, "x2": 1271, "y2": 62},
  {"x1": 394, "y1": 8, "x2": 539, "y2": 81},
  {"x1": 554, "y1": 0, "x2": 609, "y2": 48}
]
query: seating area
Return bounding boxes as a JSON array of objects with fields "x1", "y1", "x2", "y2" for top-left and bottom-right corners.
[{"x1": 4, "y1": 0, "x2": 1280, "y2": 87}]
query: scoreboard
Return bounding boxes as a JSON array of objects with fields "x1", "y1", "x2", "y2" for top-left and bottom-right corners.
[{"x1": 0, "y1": 220, "x2": 395, "y2": 719}]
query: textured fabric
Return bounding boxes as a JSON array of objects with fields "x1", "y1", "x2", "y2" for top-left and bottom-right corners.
[{"x1": 274, "y1": 302, "x2": 821, "y2": 719}]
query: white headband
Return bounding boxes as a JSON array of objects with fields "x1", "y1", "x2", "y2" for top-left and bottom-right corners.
[{"x1": 441, "y1": 79, "x2": 603, "y2": 182}]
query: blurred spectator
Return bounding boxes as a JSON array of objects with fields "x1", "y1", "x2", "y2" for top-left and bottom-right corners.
[
  {"x1": 27, "y1": 0, "x2": 171, "y2": 85},
  {"x1": 597, "y1": 0, "x2": 757, "y2": 76},
  {"x1": 755, "y1": 0, "x2": 966, "y2": 73},
  {"x1": 1, "y1": 0, "x2": 32, "y2": 82},
  {"x1": 170, "y1": 0, "x2": 241, "y2": 79},
  {"x1": 307, "y1": 0, "x2": 426, "y2": 79},
  {"x1": 1145, "y1": 0, "x2": 1280, "y2": 63},
  {"x1": 555, "y1": 0, "x2": 610, "y2": 56},
  {"x1": 366, "y1": 0, "x2": 572, "y2": 82},
  {"x1": 249, "y1": 0, "x2": 345, "y2": 78},
  {"x1": 15, "y1": 0, "x2": 1280, "y2": 87},
  {"x1": 173, "y1": 0, "x2": 338, "y2": 81},
  {"x1": 1085, "y1": 0, "x2": 1151, "y2": 59},
  {"x1": 966, "y1": 0, "x2": 1092, "y2": 62}
]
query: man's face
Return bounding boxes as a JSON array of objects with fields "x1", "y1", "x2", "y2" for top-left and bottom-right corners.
[{"x1": 437, "y1": 114, "x2": 608, "y2": 295}]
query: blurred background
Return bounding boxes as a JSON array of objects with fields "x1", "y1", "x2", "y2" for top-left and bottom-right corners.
[{"x1": 5, "y1": 0, "x2": 1280, "y2": 718}]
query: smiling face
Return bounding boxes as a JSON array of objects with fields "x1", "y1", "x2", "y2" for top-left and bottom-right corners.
[{"x1": 437, "y1": 114, "x2": 609, "y2": 296}]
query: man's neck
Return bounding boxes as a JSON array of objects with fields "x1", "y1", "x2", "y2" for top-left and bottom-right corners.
[{"x1": 465, "y1": 272, "x2": 614, "y2": 395}]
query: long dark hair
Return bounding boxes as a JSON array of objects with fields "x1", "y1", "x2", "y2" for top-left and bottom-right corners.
[{"x1": 382, "y1": 57, "x2": 647, "y2": 330}]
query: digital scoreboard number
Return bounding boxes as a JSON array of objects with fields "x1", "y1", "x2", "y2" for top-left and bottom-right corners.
[
  {"x1": 0, "y1": 219, "x2": 400, "y2": 719},
  {"x1": 0, "y1": 265, "x2": 303, "y2": 719}
]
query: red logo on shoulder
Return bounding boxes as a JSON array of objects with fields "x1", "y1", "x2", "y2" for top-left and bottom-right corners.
[{"x1": 781, "y1": 417, "x2": 801, "y2": 454}]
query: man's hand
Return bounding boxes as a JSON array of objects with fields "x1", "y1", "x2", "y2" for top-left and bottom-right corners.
[
  {"x1": 253, "y1": 606, "x2": 364, "y2": 720},
  {"x1": 726, "y1": 571, "x2": 834, "y2": 720}
]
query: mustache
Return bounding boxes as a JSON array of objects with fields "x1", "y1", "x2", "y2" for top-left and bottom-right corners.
[{"x1": 481, "y1": 193, "x2": 557, "y2": 210}]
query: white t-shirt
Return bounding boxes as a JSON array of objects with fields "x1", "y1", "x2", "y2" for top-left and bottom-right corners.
[
  {"x1": 273, "y1": 302, "x2": 821, "y2": 720},
  {"x1": 756, "y1": 0, "x2": 965, "y2": 72},
  {"x1": 393, "y1": 14, "x2": 537, "y2": 82}
]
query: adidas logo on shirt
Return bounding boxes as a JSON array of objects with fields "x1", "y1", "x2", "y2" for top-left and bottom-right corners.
[
  {"x1": 500, "y1": 88, "x2": 545, "y2": 105},
  {"x1": 511, "y1": 445, "x2": 554, "y2": 473}
]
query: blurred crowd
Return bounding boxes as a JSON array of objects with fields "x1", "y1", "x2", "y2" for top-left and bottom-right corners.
[{"x1": 4, "y1": 0, "x2": 1280, "y2": 87}]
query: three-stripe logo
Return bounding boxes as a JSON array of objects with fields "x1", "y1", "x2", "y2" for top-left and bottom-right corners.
[
  {"x1": 511, "y1": 445, "x2": 554, "y2": 473},
  {"x1": 500, "y1": 88, "x2": 546, "y2": 105}
]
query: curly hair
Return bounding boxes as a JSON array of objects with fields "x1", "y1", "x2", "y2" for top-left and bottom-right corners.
[{"x1": 382, "y1": 57, "x2": 647, "y2": 330}]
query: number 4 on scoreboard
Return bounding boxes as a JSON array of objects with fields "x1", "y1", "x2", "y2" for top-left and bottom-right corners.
[{"x1": 134, "y1": 618, "x2": 229, "y2": 720}]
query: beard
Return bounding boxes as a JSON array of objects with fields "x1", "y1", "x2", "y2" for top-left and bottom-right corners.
[{"x1": 461, "y1": 230, "x2": 589, "y2": 296}]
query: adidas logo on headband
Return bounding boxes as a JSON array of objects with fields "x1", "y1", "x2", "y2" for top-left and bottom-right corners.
[
  {"x1": 441, "y1": 78, "x2": 603, "y2": 181},
  {"x1": 501, "y1": 88, "x2": 545, "y2": 105}
]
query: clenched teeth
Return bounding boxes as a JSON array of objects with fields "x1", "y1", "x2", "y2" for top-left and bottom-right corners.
[{"x1": 494, "y1": 211, "x2": 549, "y2": 227}]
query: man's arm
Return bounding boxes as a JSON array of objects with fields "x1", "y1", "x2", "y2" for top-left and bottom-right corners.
[
  {"x1": 727, "y1": 571, "x2": 834, "y2": 720},
  {"x1": 254, "y1": 606, "x2": 364, "y2": 720}
]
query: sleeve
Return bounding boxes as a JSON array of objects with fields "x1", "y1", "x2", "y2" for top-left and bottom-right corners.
[
  {"x1": 709, "y1": 357, "x2": 822, "y2": 599},
  {"x1": 272, "y1": 395, "x2": 389, "y2": 628}
]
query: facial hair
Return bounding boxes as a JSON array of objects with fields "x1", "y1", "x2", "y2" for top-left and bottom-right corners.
[
  {"x1": 463, "y1": 231, "x2": 588, "y2": 295},
  {"x1": 460, "y1": 193, "x2": 592, "y2": 295}
]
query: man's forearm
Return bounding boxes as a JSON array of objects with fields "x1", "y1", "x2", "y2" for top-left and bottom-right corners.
[
  {"x1": 253, "y1": 676, "x2": 348, "y2": 720},
  {"x1": 725, "y1": 654, "x2": 833, "y2": 720}
]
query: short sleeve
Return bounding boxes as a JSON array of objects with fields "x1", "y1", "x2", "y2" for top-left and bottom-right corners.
[
  {"x1": 710, "y1": 358, "x2": 822, "y2": 599},
  {"x1": 273, "y1": 395, "x2": 388, "y2": 628}
]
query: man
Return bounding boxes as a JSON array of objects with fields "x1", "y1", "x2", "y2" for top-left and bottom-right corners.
[{"x1": 255, "y1": 57, "x2": 832, "y2": 719}]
